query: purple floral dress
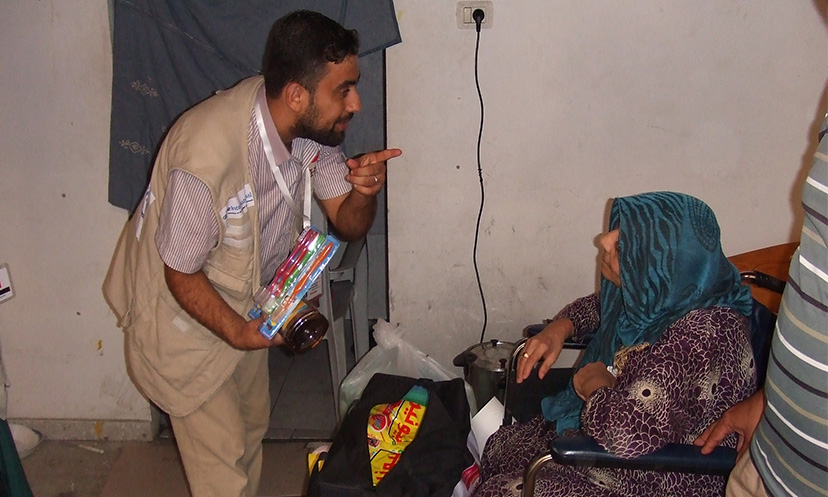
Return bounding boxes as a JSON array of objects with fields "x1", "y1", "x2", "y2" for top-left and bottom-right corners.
[{"x1": 474, "y1": 294, "x2": 756, "y2": 497}]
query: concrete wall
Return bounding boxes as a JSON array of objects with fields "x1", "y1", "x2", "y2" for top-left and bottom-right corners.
[
  {"x1": 0, "y1": 0, "x2": 825, "y2": 438},
  {"x1": 386, "y1": 0, "x2": 827, "y2": 368},
  {"x1": 0, "y1": 1, "x2": 151, "y2": 439}
]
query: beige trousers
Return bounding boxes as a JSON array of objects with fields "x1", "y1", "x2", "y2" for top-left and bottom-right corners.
[
  {"x1": 726, "y1": 451, "x2": 770, "y2": 497},
  {"x1": 170, "y1": 349, "x2": 270, "y2": 497}
]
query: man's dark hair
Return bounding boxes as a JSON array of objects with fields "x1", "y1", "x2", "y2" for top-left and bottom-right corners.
[{"x1": 262, "y1": 10, "x2": 359, "y2": 98}]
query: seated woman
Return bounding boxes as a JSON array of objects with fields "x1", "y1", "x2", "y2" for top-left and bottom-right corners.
[{"x1": 474, "y1": 192, "x2": 756, "y2": 497}]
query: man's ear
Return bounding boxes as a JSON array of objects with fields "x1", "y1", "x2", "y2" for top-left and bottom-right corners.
[{"x1": 283, "y1": 82, "x2": 309, "y2": 113}]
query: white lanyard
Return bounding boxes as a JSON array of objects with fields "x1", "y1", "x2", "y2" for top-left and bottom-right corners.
[{"x1": 254, "y1": 100, "x2": 312, "y2": 230}]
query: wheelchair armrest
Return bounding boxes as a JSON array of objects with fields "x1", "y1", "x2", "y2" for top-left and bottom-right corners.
[
  {"x1": 523, "y1": 324, "x2": 595, "y2": 343},
  {"x1": 740, "y1": 270, "x2": 786, "y2": 295},
  {"x1": 550, "y1": 436, "x2": 737, "y2": 476}
]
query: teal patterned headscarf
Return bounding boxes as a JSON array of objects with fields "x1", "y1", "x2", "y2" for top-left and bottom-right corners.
[{"x1": 542, "y1": 192, "x2": 753, "y2": 433}]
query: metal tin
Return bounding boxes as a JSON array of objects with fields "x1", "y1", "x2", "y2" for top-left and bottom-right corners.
[{"x1": 453, "y1": 339, "x2": 515, "y2": 411}]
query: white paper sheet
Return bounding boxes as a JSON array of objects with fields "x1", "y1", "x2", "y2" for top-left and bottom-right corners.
[{"x1": 470, "y1": 396, "x2": 505, "y2": 459}]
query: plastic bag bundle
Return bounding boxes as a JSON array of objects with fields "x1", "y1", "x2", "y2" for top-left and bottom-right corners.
[{"x1": 339, "y1": 320, "x2": 477, "y2": 417}]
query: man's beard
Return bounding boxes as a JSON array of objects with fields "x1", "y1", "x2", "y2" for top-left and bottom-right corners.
[{"x1": 293, "y1": 101, "x2": 353, "y2": 147}]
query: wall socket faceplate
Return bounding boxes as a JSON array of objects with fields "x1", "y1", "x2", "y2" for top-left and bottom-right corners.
[
  {"x1": 0, "y1": 263, "x2": 14, "y2": 305},
  {"x1": 456, "y1": 1, "x2": 493, "y2": 29}
]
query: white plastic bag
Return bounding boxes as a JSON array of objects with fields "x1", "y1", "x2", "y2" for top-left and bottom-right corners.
[
  {"x1": 450, "y1": 397, "x2": 505, "y2": 497},
  {"x1": 338, "y1": 319, "x2": 477, "y2": 417}
]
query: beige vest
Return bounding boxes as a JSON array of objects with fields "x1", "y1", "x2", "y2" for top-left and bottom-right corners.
[{"x1": 104, "y1": 77, "x2": 265, "y2": 417}]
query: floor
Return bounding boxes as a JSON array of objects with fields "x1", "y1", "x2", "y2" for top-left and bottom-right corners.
[
  {"x1": 20, "y1": 335, "x2": 352, "y2": 497},
  {"x1": 265, "y1": 340, "x2": 344, "y2": 440},
  {"x1": 21, "y1": 438, "x2": 315, "y2": 497}
]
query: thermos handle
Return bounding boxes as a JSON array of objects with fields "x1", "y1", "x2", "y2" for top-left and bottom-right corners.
[{"x1": 452, "y1": 351, "x2": 477, "y2": 368}]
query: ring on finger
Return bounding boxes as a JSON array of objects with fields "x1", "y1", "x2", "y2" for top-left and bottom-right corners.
[
  {"x1": 373, "y1": 175, "x2": 378, "y2": 184},
  {"x1": 522, "y1": 352, "x2": 530, "y2": 359}
]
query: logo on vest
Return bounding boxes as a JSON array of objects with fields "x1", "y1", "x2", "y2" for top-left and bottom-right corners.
[
  {"x1": 134, "y1": 187, "x2": 156, "y2": 240},
  {"x1": 221, "y1": 184, "x2": 255, "y2": 221}
]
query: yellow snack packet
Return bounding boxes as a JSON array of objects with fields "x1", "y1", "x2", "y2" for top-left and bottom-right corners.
[{"x1": 366, "y1": 384, "x2": 429, "y2": 486}]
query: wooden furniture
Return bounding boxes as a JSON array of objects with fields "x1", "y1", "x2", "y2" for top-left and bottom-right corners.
[{"x1": 728, "y1": 242, "x2": 798, "y2": 314}]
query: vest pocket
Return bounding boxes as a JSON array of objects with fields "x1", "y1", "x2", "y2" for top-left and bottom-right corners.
[
  {"x1": 205, "y1": 217, "x2": 255, "y2": 301},
  {"x1": 130, "y1": 291, "x2": 224, "y2": 391},
  {"x1": 203, "y1": 258, "x2": 252, "y2": 303}
]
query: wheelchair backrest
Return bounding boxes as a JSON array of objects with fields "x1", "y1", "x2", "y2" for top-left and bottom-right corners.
[{"x1": 747, "y1": 294, "x2": 779, "y2": 389}]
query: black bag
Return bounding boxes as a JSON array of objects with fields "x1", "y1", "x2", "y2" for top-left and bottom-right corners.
[{"x1": 307, "y1": 373, "x2": 473, "y2": 497}]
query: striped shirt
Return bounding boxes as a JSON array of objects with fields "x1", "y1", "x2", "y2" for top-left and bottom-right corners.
[
  {"x1": 156, "y1": 86, "x2": 352, "y2": 286},
  {"x1": 751, "y1": 111, "x2": 828, "y2": 497}
]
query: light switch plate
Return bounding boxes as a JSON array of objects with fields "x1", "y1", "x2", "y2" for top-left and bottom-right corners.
[{"x1": 0, "y1": 263, "x2": 15, "y2": 305}]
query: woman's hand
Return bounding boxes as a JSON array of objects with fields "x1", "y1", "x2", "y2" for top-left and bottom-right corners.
[
  {"x1": 517, "y1": 318, "x2": 574, "y2": 383},
  {"x1": 573, "y1": 362, "x2": 617, "y2": 400}
]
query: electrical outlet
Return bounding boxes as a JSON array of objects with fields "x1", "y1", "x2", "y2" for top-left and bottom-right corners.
[
  {"x1": 0, "y1": 263, "x2": 14, "y2": 305},
  {"x1": 456, "y1": 1, "x2": 493, "y2": 29}
]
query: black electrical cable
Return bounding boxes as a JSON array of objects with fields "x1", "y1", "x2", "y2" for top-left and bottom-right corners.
[{"x1": 472, "y1": 11, "x2": 488, "y2": 344}]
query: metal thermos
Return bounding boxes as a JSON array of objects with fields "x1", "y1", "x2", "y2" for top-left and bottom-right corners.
[{"x1": 453, "y1": 339, "x2": 515, "y2": 411}]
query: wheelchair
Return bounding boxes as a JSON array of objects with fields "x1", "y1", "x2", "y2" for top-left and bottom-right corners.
[{"x1": 500, "y1": 243, "x2": 795, "y2": 497}]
